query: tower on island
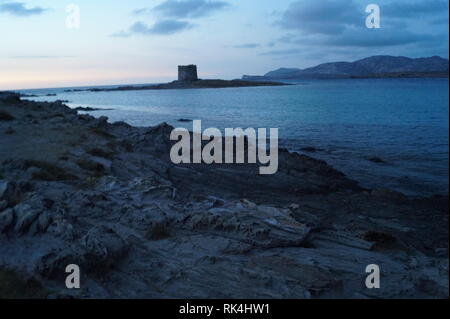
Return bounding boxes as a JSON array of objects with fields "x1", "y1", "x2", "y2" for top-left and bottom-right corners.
[{"x1": 178, "y1": 65, "x2": 198, "y2": 81}]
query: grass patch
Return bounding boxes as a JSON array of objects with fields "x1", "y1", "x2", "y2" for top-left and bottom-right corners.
[
  {"x1": 25, "y1": 160, "x2": 78, "y2": 181},
  {"x1": 0, "y1": 110, "x2": 15, "y2": 121},
  {"x1": 86, "y1": 148, "x2": 114, "y2": 159},
  {"x1": 0, "y1": 268, "x2": 48, "y2": 299},
  {"x1": 89, "y1": 127, "x2": 115, "y2": 140}
]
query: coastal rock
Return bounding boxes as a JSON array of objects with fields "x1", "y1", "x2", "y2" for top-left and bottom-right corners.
[
  {"x1": 74, "y1": 106, "x2": 101, "y2": 112},
  {"x1": 37, "y1": 211, "x2": 53, "y2": 233},
  {"x1": 0, "y1": 94, "x2": 447, "y2": 298},
  {"x1": 0, "y1": 208, "x2": 14, "y2": 232},
  {"x1": 371, "y1": 188, "x2": 406, "y2": 200},
  {"x1": 13, "y1": 204, "x2": 41, "y2": 234},
  {"x1": 0, "y1": 200, "x2": 7, "y2": 210},
  {"x1": 81, "y1": 226, "x2": 129, "y2": 269},
  {"x1": 181, "y1": 202, "x2": 310, "y2": 249},
  {"x1": 0, "y1": 92, "x2": 21, "y2": 104},
  {"x1": 0, "y1": 180, "x2": 12, "y2": 199}
]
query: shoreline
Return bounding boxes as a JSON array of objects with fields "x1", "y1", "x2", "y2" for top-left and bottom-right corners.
[
  {"x1": 0, "y1": 92, "x2": 448, "y2": 298},
  {"x1": 70, "y1": 105, "x2": 448, "y2": 199}
]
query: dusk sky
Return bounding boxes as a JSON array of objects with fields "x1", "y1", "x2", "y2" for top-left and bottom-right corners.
[{"x1": 1, "y1": 0, "x2": 448, "y2": 90}]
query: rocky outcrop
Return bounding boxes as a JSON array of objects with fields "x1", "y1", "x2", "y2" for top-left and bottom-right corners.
[{"x1": 0, "y1": 92, "x2": 448, "y2": 298}]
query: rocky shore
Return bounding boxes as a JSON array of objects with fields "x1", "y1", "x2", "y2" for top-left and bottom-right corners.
[{"x1": 0, "y1": 91, "x2": 448, "y2": 298}]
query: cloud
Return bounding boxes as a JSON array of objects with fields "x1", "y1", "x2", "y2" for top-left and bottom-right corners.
[
  {"x1": 116, "y1": 0, "x2": 228, "y2": 37},
  {"x1": 272, "y1": 0, "x2": 448, "y2": 52},
  {"x1": 276, "y1": 0, "x2": 361, "y2": 35},
  {"x1": 110, "y1": 31, "x2": 132, "y2": 38},
  {"x1": 0, "y1": 1, "x2": 47, "y2": 16},
  {"x1": 132, "y1": 8, "x2": 148, "y2": 15},
  {"x1": 132, "y1": 20, "x2": 193, "y2": 35},
  {"x1": 275, "y1": 26, "x2": 442, "y2": 49},
  {"x1": 153, "y1": 0, "x2": 230, "y2": 19},
  {"x1": 233, "y1": 43, "x2": 260, "y2": 49},
  {"x1": 112, "y1": 20, "x2": 193, "y2": 37},
  {"x1": 260, "y1": 49, "x2": 303, "y2": 56},
  {"x1": 383, "y1": 0, "x2": 448, "y2": 19},
  {"x1": 9, "y1": 55, "x2": 77, "y2": 59},
  {"x1": 326, "y1": 28, "x2": 438, "y2": 47}
]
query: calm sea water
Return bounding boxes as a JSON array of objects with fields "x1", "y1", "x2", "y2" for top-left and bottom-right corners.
[{"x1": 20, "y1": 78, "x2": 449, "y2": 197}]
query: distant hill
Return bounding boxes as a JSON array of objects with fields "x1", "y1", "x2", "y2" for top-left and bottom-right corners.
[{"x1": 242, "y1": 55, "x2": 449, "y2": 80}]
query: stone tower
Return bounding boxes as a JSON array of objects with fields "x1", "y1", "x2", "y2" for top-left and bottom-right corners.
[{"x1": 178, "y1": 65, "x2": 198, "y2": 81}]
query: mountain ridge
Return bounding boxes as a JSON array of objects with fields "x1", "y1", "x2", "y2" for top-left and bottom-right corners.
[{"x1": 243, "y1": 55, "x2": 449, "y2": 80}]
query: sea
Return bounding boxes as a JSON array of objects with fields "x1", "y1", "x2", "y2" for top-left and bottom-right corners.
[{"x1": 18, "y1": 78, "x2": 449, "y2": 197}]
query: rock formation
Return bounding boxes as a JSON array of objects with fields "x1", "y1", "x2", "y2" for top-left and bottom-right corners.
[{"x1": 0, "y1": 92, "x2": 448, "y2": 299}]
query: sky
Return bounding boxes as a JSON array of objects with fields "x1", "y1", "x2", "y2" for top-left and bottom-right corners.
[{"x1": 0, "y1": 0, "x2": 448, "y2": 90}]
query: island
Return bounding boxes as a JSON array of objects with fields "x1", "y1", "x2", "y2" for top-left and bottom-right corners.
[{"x1": 64, "y1": 65, "x2": 290, "y2": 93}]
